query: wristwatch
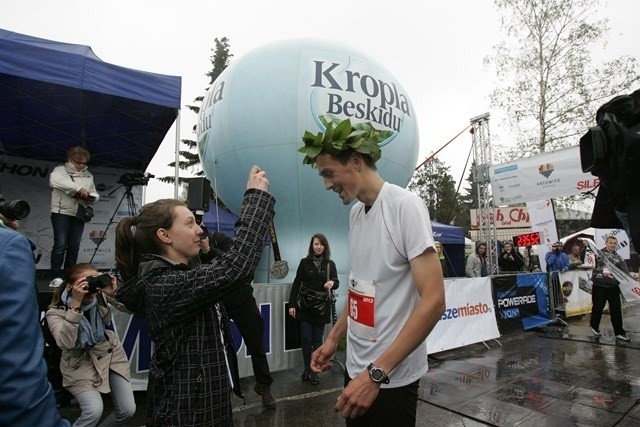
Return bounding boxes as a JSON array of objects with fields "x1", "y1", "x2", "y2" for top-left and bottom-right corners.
[{"x1": 367, "y1": 363, "x2": 390, "y2": 384}]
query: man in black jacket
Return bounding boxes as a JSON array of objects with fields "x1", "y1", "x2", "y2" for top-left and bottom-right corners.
[
  {"x1": 589, "y1": 235, "x2": 638, "y2": 342},
  {"x1": 200, "y1": 229, "x2": 276, "y2": 409}
]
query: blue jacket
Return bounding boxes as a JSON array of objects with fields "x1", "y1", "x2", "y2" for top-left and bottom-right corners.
[
  {"x1": 0, "y1": 226, "x2": 69, "y2": 427},
  {"x1": 545, "y1": 250, "x2": 570, "y2": 272}
]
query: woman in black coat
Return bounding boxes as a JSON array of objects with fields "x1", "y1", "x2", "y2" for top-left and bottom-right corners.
[{"x1": 288, "y1": 233, "x2": 339, "y2": 385}]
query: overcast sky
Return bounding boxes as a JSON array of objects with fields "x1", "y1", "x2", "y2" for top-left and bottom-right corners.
[{"x1": 2, "y1": 0, "x2": 638, "y2": 202}]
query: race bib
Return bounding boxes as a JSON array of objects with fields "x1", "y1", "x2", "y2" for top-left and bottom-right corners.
[{"x1": 348, "y1": 275, "x2": 377, "y2": 341}]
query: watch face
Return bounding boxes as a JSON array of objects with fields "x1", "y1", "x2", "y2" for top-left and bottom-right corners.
[{"x1": 372, "y1": 369, "x2": 384, "y2": 381}]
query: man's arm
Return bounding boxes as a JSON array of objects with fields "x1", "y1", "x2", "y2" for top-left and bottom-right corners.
[
  {"x1": 545, "y1": 252, "x2": 555, "y2": 264},
  {"x1": 334, "y1": 249, "x2": 445, "y2": 419},
  {"x1": 0, "y1": 231, "x2": 69, "y2": 426},
  {"x1": 373, "y1": 249, "x2": 445, "y2": 373}
]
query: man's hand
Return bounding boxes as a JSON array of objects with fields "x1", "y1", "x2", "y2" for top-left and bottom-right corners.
[
  {"x1": 311, "y1": 340, "x2": 337, "y2": 373},
  {"x1": 288, "y1": 307, "x2": 296, "y2": 318},
  {"x1": 246, "y1": 165, "x2": 269, "y2": 191},
  {"x1": 0, "y1": 214, "x2": 19, "y2": 230},
  {"x1": 334, "y1": 370, "x2": 380, "y2": 419}
]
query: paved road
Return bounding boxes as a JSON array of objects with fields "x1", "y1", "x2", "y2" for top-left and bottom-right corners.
[{"x1": 58, "y1": 304, "x2": 640, "y2": 426}]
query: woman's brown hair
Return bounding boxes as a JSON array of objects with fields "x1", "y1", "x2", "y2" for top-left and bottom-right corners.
[
  {"x1": 306, "y1": 233, "x2": 331, "y2": 262},
  {"x1": 48, "y1": 263, "x2": 97, "y2": 308},
  {"x1": 115, "y1": 199, "x2": 186, "y2": 281}
]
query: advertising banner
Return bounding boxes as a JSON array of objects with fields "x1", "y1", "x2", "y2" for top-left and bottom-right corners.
[
  {"x1": 525, "y1": 199, "x2": 558, "y2": 246},
  {"x1": 558, "y1": 270, "x2": 593, "y2": 317},
  {"x1": 469, "y1": 207, "x2": 530, "y2": 230},
  {"x1": 0, "y1": 155, "x2": 143, "y2": 270},
  {"x1": 111, "y1": 283, "x2": 303, "y2": 391},
  {"x1": 594, "y1": 228, "x2": 631, "y2": 260},
  {"x1": 492, "y1": 273, "x2": 553, "y2": 332},
  {"x1": 427, "y1": 277, "x2": 500, "y2": 353},
  {"x1": 490, "y1": 146, "x2": 598, "y2": 205}
]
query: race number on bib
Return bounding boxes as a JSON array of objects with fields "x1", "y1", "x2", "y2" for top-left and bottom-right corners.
[{"x1": 348, "y1": 276, "x2": 377, "y2": 341}]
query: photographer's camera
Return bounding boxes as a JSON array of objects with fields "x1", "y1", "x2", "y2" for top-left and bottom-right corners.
[
  {"x1": 0, "y1": 194, "x2": 30, "y2": 220},
  {"x1": 86, "y1": 274, "x2": 111, "y2": 294}
]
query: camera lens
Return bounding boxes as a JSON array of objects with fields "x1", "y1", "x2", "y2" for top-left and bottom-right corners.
[
  {"x1": 86, "y1": 274, "x2": 111, "y2": 294},
  {"x1": 0, "y1": 199, "x2": 30, "y2": 220},
  {"x1": 199, "y1": 225, "x2": 209, "y2": 240}
]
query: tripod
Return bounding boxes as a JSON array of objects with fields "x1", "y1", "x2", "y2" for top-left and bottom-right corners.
[{"x1": 89, "y1": 184, "x2": 138, "y2": 264}]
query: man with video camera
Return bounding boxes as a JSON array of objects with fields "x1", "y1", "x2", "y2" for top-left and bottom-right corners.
[
  {"x1": 545, "y1": 241, "x2": 570, "y2": 273},
  {"x1": 0, "y1": 199, "x2": 70, "y2": 426}
]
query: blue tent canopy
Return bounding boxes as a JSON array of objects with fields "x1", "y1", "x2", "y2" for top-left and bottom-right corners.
[
  {"x1": 201, "y1": 203, "x2": 238, "y2": 238},
  {"x1": 432, "y1": 221, "x2": 466, "y2": 277},
  {"x1": 432, "y1": 221, "x2": 465, "y2": 244},
  {"x1": 0, "y1": 29, "x2": 181, "y2": 171}
]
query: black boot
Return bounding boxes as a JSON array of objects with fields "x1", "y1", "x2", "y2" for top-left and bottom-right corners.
[{"x1": 254, "y1": 383, "x2": 276, "y2": 409}]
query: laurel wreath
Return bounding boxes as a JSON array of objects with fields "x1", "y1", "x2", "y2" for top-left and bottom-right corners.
[{"x1": 298, "y1": 118, "x2": 383, "y2": 166}]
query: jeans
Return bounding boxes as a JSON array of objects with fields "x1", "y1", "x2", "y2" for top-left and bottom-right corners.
[
  {"x1": 344, "y1": 372, "x2": 419, "y2": 427},
  {"x1": 300, "y1": 320, "x2": 324, "y2": 374},
  {"x1": 51, "y1": 212, "x2": 85, "y2": 275},
  {"x1": 72, "y1": 371, "x2": 135, "y2": 427},
  {"x1": 226, "y1": 295, "x2": 273, "y2": 386}
]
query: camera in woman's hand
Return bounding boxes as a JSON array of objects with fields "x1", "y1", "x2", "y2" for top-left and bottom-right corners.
[{"x1": 86, "y1": 274, "x2": 112, "y2": 294}]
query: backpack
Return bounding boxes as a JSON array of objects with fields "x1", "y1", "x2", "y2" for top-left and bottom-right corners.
[
  {"x1": 580, "y1": 89, "x2": 640, "y2": 194},
  {"x1": 41, "y1": 313, "x2": 64, "y2": 390}
]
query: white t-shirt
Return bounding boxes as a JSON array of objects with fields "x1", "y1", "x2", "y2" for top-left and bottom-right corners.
[{"x1": 346, "y1": 182, "x2": 435, "y2": 388}]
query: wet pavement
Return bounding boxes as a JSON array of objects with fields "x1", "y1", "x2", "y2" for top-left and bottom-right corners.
[{"x1": 58, "y1": 303, "x2": 640, "y2": 426}]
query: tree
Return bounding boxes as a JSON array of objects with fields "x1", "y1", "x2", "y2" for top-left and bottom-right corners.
[
  {"x1": 159, "y1": 37, "x2": 233, "y2": 186},
  {"x1": 487, "y1": 0, "x2": 638, "y2": 160},
  {"x1": 408, "y1": 158, "x2": 469, "y2": 228}
]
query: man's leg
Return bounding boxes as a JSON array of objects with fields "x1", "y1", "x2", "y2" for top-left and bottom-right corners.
[
  {"x1": 227, "y1": 299, "x2": 276, "y2": 409},
  {"x1": 590, "y1": 286, "x2": 606, "y2": 332},
  {"x1": 344, "y1": 372, "x2": 419, "y2": 427},
  {"x1": 606, "y1": 287, "x2": 625, "y2": 336},
  {"x1": 227, "y1": 299, "x2": 273, "y2": 386}
]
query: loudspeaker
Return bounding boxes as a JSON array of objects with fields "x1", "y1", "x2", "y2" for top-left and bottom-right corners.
[{"x1": 186, "y1": 177, "x2": 211, "y2": 212}]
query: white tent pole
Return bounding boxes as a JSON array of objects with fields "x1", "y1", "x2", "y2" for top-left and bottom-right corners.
[{"x1": 174, "y1": 110, "x2": 181, "y2": 198}]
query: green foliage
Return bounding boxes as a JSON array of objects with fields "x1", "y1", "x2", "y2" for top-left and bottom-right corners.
[
  {"x1": 487, "y1": 0, "x2": 639, "y2": 159},
  {"x1": 408, "y1": 158, "x2": 470, "y2": 230},
  {"x1": 299, "y1": 118, "x2": 384, "y2": 166}
]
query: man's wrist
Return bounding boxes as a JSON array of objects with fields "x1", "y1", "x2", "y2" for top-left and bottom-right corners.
[{"x1": 367, "y1": 363, "x2": 390, "y2": 384}]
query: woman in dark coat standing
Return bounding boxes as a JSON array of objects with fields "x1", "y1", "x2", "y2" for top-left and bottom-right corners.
[{"x1": 288, "y1": 233, "x2": 339, "y2": 385}]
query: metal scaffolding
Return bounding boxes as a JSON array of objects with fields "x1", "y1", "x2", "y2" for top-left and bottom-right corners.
[{"x1": 470, "y1": 113, "x2": 498, "y2": 275}]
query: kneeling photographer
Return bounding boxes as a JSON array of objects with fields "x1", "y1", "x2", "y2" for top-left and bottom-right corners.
[{"x1": 46, "y1": 263, "x2": 135, "y2": 427}]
